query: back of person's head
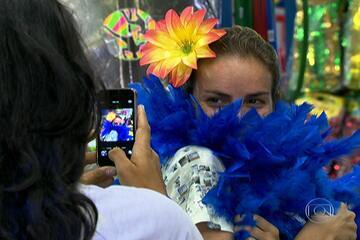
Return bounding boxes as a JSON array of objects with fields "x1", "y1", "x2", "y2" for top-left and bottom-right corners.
[
  {"x1": 186, "y1": 25, "x2": 281, "y2": 102},
  {"x1": 0, "y1": 0, "x2": 98, "y2": 239}
]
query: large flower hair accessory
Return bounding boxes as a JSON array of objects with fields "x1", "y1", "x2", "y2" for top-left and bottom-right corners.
[{"x1": 139, "y1": 6, "x2": 226, "y2": 87}]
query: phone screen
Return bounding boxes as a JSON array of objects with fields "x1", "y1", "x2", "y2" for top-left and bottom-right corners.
[{"x1": 97, "y1": 89, "x2": 136, "y2": 167}]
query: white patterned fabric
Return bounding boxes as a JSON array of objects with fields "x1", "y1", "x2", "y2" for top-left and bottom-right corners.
[{"x1": 162, "y1": 145, "x2": 234, "y2": 233}]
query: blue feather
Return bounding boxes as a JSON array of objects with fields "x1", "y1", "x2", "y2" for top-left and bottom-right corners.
[{"x1": 132, "y1": 76, "x2": 360, "y2": 239}]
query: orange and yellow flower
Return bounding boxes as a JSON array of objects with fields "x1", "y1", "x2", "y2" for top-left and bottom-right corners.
[{"x1": 140, "y1": 6, "x2": 226, "y2": 87}]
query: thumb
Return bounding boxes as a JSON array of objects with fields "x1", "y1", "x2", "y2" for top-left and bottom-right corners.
[
  {"x1": 336, "y1": 202, "x2": 348, "y2": 215},
  {"x1": 134, "y1": 105, "x2": 151, "y2": 148}
]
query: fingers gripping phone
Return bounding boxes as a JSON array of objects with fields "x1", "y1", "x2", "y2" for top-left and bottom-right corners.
[{"x1": 97, "y1": 89, "x2": 136, "y2": 167}]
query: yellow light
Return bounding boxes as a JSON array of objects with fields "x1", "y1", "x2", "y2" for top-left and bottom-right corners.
[
  {"x1": 354, "y1": 8, "x2": 360, "y2": 30},
  {"x1": 322, "y1": 22, "x2": 331, "y2": 28},
  {"x1": 307, "y1": 46, "x2": 315, "y2": 66},
  {"x1": 351, "y1": 54, "x2": 360, "y2": 64}
]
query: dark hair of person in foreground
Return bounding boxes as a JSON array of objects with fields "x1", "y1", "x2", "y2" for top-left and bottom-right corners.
[{"x1": 0, "y1": 0, "x2": 99, "y2": 239}]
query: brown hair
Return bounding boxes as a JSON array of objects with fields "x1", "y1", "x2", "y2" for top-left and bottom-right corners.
[{"x1": 185, "y1": 26, "x2": 281, "y2": 102}]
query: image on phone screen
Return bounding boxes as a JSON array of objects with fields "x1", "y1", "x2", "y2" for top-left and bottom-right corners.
[{"x1": 100, "y1": 108, "x2": 134, "y2": 142}]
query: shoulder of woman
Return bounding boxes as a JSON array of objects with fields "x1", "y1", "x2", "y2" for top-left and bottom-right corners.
[{"x1": 80, "y1": 184, "x2": 203, "y2": 240}]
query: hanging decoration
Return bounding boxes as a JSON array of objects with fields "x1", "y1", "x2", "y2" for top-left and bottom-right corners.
[{"x1": 103, "y1": 8, "x2": 156, "y2": 61}]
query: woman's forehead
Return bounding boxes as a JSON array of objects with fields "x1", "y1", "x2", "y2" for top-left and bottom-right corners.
[{"x1": 195, "y1": 56, "x2": 272, "y2": 96}]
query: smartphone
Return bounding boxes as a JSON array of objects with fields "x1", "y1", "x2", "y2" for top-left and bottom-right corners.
[{"x1": 97, "y1": 89, "x2": 136, "y2": 167}]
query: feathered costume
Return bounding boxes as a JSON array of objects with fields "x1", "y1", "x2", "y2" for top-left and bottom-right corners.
[{"x1": 131, "y1": 75, "x2": 360, "y2": 240}]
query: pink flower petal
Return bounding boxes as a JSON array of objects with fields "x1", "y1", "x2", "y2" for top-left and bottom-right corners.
[
  {"x1": 182, "y1": 51, "x2": 197, "y2": 69},
  {"x1": 195, "y1": 32, "x2": 223, "y2": 48},
  {"x1": 211, "y1": 28, "x2": 226, "y2": 37},
  {"x1": 188, "y1": 8, "x2": 206, "y2": 34},
  {"x1": 198, "y1": 18, "x2": 218, "y2": 34},
  {"x1": 165, "y1": 9, "x2": 182, "y2": 42},
  {"x1": 144, "y1": 30, "x2": 178, "y2": 49},
  {"x1": 180, "y1": 6, "x2": 193, "y2": 26},
  {"x1": 169, "y1": 64, "x2": 193, "y2": 87},
  {"x1": 195, "y1": 45, "x2": 216, "y2": 58},
  {"x1": 156, "y1": 20, "x2": 167, "y2": 31},
  {"x1": 158, "y1": 58, "x2": 181, "y2": 79},
  {"x1": 140, "y1": 47, "x2": 169, "y2": 65}
]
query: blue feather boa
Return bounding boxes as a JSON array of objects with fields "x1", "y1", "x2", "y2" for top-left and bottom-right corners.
[{"x1": 131, "y1": 75, "x2": 360, "y2": 240}]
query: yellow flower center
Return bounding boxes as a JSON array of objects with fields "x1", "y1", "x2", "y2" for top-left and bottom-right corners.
[{"x1": 181, "y1": 41, "x2": 193, "y2": 55}]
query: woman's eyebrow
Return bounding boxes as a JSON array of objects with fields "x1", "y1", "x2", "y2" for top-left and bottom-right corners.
[
  {"x1": 244, "y1": 92, "x2": 270, "y2": 98},
  {"x1": 203, "y1": 90, "x2": 231, "y2": 98}
]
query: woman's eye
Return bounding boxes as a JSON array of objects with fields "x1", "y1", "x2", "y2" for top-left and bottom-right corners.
[
  {"x1": 206, "y1": 97, "x2": 222, "y2": 104},
  {"x1": 245, "y1": 98, "x2": 264, "y2": 106},
  {"x1": 247, "y1": 98, "x2": 259, "y2": 104},
  {"x1": 204, "y1": 97, "x2": 227, "y2": 110}
]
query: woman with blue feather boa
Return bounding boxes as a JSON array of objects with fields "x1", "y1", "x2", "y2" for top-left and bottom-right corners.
[{"x1": 136, "y1": 12, "x2": 359, "y2": 240}]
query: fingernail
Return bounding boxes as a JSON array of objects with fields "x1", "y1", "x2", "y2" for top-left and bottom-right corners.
[
  {"x1": 105, "y1": 167, "x2": 116, "y2": 176},
  {"x1": 138, "y1": 104, "x2": 145, "y2": 112}
]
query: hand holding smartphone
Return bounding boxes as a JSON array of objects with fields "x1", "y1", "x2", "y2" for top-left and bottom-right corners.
[
  {"x1": 108, "y1": 105, "x2": 167, "y2": 195},
  {"x1": 97, "y1": 89, "x2": 136, "y2": 167}
]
